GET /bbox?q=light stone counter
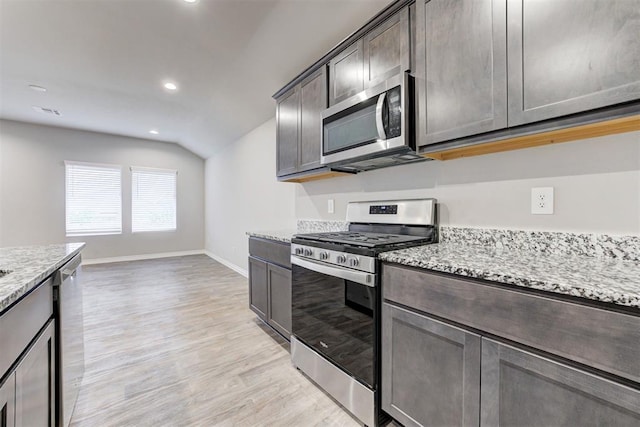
[246,220,349,244]
[0,243,85,312]
[246,230,295,244]
[380,242,640,309]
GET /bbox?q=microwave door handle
[375,92,387,140]
[291,256,375,287]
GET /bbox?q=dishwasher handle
[61,269,76,281]
[55,253,82,285]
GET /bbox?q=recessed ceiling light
[163,82,178,91]
[183,0,198,3]
[29,84,47,92]
[149,129,159,135]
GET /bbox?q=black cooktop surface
[294,231,431,249]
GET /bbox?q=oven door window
[291,263,375,388]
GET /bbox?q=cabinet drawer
[0,277,53,379]
[248,237,291,268]
[482,338,640,426]
[383,263,640,383]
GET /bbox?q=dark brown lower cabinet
[382,263,640,426]
[382,301,640,427]
[481,338,640,427]
[248,256,268,319]
[0,372,16,427]
[267,264,291,338]
[381,303,481,427]
[248,237,292,340]
[15,320,56,427]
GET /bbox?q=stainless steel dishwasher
[53,253,85,427]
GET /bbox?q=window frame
[130,166,178,234]
[64,160,123,237]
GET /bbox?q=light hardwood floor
[70,255,362,427]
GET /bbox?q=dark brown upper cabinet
[415,0,507,146]
[507,0,640,126]
[417,0,640,151]
[275,0,640,177]
[276,67,327,177]
[363,7,410,91]
[275,86,299,177]
[328,41,364,107]
[298,68,327,171]
[274,2,413,181]
[329,7,410,107]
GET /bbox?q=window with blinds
[131,167,177,232]
[65,161,122,236]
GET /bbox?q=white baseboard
[204,251,248,278]
[83,250,205,265]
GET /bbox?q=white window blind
[65,161,122,236]
[131,167,177,233]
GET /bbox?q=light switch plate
[531,187,554,215]
[328,199,335,214]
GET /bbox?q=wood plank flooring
[70,255,361,427]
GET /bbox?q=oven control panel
[291,244,376,274]
[369,204,398,215]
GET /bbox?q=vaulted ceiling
[0,0,392,158]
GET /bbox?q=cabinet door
[328,40,364,106]
[0,372,16,427]
[507,0,640,126]
[15,320,55,427]
[381,303,481,427]
[299,67,326,172]
[416,0,507,146]
[276,87,299,177]
[363,8,410,89]
[481,338,640,426]
[267,263,291,338]
[248,256,268,320]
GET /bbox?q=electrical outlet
[531,187,554,215]
[328,199,335,214]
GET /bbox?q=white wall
[204,119,638,273]
[296,131,640,235]
[205,118,296,273]
[0,119,205,259]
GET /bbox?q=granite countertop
[379,242,640,309]
[0,243,86,313]
[246,230,295,243]
[246,220,349,243]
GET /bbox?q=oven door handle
[291,256,375,287]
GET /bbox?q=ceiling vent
[32,106,62,116]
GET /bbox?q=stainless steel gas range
[290,199,437,426]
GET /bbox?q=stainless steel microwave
[320,72,425,172]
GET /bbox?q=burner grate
[295,231,432,248]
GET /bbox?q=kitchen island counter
[0,242,85,312]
